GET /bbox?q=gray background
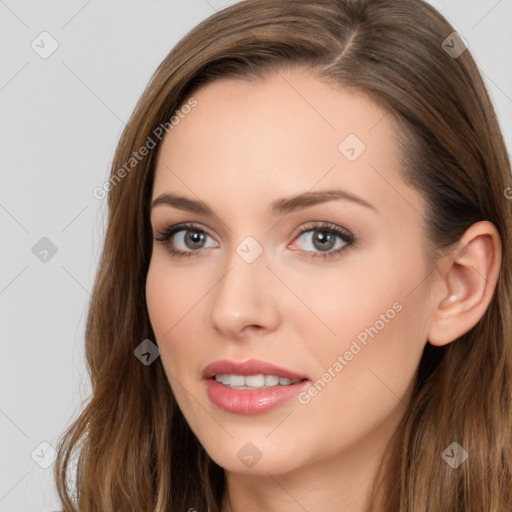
[1,1,511,510]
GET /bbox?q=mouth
[202,359,310,415]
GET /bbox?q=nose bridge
[209,233,279,335]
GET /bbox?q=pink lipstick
[202,359,310,415]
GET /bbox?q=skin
[145,67,501,512]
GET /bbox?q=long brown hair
[54,0,512,510]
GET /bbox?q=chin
[202,438,302,476]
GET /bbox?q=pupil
[313,231,334,251]
[186,230,204,249]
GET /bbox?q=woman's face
[146,67,434,476]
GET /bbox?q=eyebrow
[150,188,377,217]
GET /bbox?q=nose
[209,242,281,340]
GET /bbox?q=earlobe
[427,221,501,347]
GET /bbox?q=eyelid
[291,221,354,242]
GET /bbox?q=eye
[153,222,218,259]
[153,221,357,260]
[289,221,356,260]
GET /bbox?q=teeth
[245,374,265,387]
[214,374,301,389]
[265,375,279,386]
[230,375,245,387]
[216,374,230,385]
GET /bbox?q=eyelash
[153,221,357,260]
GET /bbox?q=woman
[54,0,512,510]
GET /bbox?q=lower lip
[205,378,310,415]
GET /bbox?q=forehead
[152,68,422,223]
[157,68,394,161]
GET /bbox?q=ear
[427,221,502,347]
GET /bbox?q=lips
[201,358,309,381]
[202,359,311,414]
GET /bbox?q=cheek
[145,258,190,370]
[146,255,201,334]
[284,253,411,360]
[145,259,172,337]
[145,256,212,389]
[302,283,422,395]
[300,240,429,399]
[286,273,428,463]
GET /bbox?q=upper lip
[202,359,310,381]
